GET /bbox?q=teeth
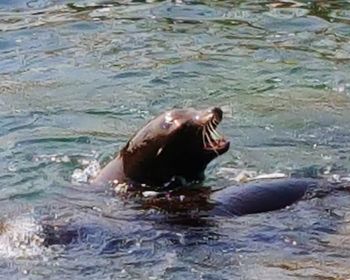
[206,134,219,155]
[206,133,215,148]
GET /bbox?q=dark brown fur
[93,107,229,187]
[92,107,318,216]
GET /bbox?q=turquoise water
[1,0,350,278]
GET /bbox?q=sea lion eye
[162,121,172,130]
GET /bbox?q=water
[1,0,350,278]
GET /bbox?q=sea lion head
[120,107,230,187]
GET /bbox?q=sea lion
[93,107,323,215]
[0,107,341,254]
[93,107,230,187]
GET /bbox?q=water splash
[71,159,101,184]
[0,214,45,259]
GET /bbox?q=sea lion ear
[123,137,148,154]
[122,137,139,154]
[120,141,130,154]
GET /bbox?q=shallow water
[1,0,350,279]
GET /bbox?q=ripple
[259,14,330,33]
[330,9,350,24]
[0,5,77,32]
[151,2,226,21]
[1,0,350,278]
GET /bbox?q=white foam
[72,160,101,184]
[0,214,45,259]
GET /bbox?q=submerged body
[210,178,319,216]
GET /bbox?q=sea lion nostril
[211,107,223,122]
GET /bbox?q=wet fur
[92,107,321,217]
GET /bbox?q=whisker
[209,122,221,139]
[208,122,215,134]
[202,125,206,147]
[204,131,212,148]
[205,130,219,155]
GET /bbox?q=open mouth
[202,108,229,154]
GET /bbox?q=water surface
[1,0,350,279]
